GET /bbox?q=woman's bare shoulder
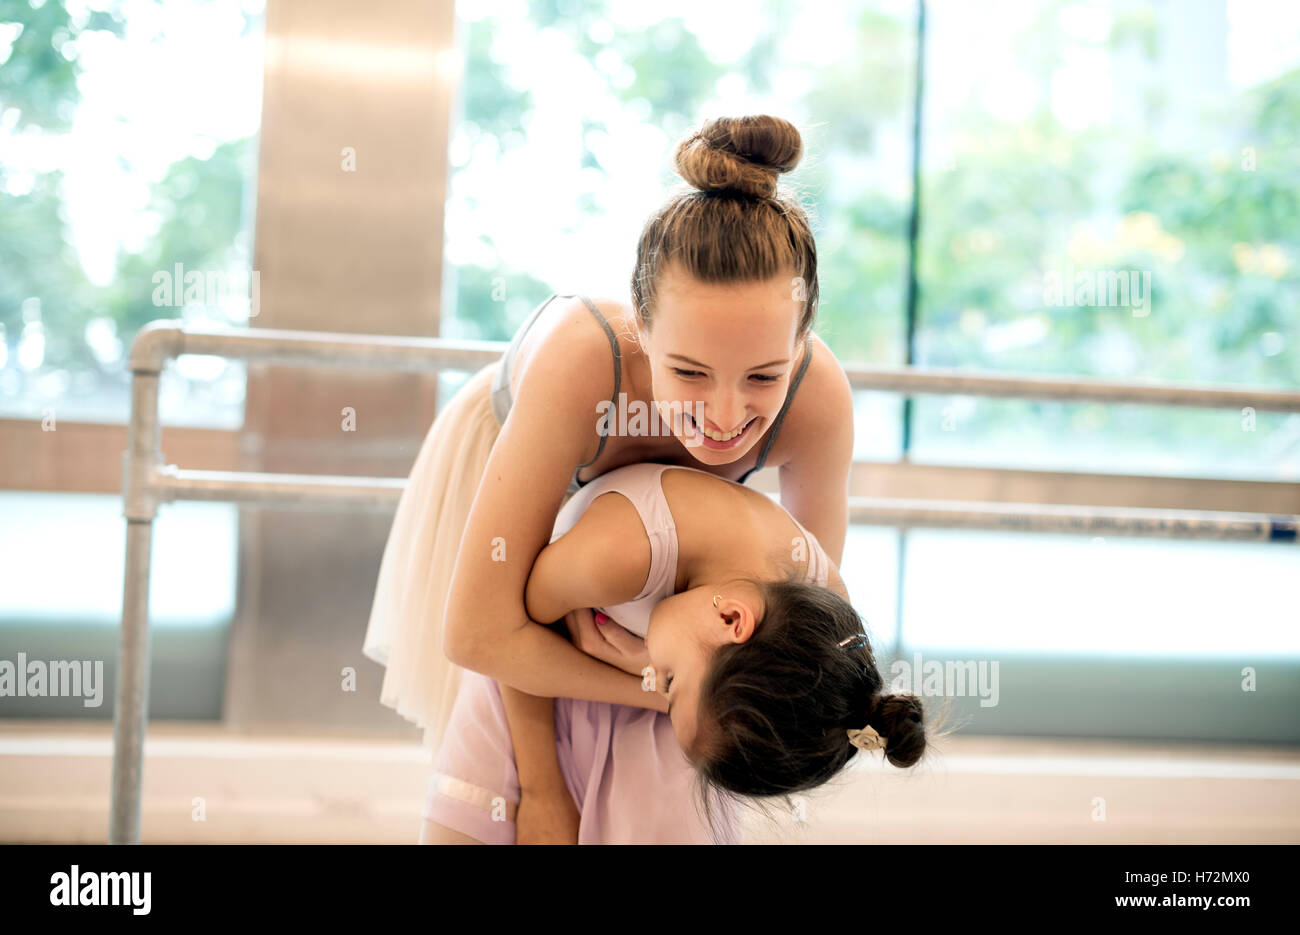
[795,331,853,417]
[768,330,854,463]
[509,297,622,406]
[510,294,634,399]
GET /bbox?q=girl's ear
[715,597,758,644]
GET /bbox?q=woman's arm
[441,300,666,713]
[826,563,850,602]
[774,334,855,566]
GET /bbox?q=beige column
[227,0,458,741]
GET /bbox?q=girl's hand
[563,608,652,677]
[515,785,580,845]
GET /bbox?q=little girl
[421,461,931,844]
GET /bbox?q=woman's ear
[632,314,650,355]
[794,331,810,366]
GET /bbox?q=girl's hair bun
[869,692,927,769]
[673,114,803,199]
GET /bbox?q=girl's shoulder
[658,463,774,540]
[660,462,838,590]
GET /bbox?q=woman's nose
[706,398,746,434]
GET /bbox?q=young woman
[419,461,931,844]
[362,114,856,840]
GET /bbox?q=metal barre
[129,320,1300,411]
[848,498,1297,542]
[143,465,1300,543]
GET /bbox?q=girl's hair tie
[846,725,887,752]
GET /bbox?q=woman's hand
[563,608,652,677]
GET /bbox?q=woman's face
[638,263,805,468]
[645,583,762,755]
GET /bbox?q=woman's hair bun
[673,114,803,199]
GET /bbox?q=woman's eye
[672,368,780,383]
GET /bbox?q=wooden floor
[2,721,1297,844]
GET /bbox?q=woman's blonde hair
[631,114,819,337]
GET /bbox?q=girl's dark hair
[691,577,932,801]
[631,114,819,338]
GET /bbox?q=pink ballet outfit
[424,461,833,844]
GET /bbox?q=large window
[1,0,265,721]
[903,0,1298,743]
[911,0,1300,482]
[0,0,264,429]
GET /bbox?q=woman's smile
[683,410,759,450]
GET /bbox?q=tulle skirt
[362,360,504,753]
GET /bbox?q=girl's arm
[501,686,566,791]
[441,299,666,713]
[523,491,652,626]
[499,685,578,843]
